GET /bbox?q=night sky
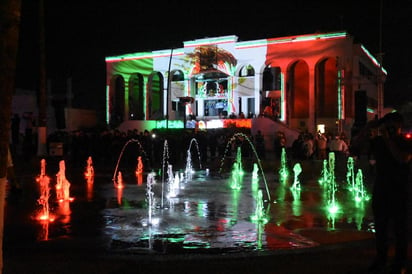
[15,1,412,112]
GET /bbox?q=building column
[308,66,316,134]
[254,73,261,116]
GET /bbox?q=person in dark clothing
[366,112,412,274]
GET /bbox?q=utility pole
[165,48,173,129]
[37,0,47,156]
[377,0,384,118]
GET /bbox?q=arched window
[129,73,144,120]
[288,60,309,119]
[316,58,338,118]
[239,64,255,77]
[109,75,125,128]
[147,72,164,120]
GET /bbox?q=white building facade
[105,31,386,137]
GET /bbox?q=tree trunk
[0,0,22,273]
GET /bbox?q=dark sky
[15,1,412,111]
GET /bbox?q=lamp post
[377,0,384,118]
[165,48,173,129]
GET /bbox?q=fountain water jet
[218,132,271,201]
[278,147,289,182]
[19,135,375,255]
[354,169,370,203]
[324,152,340,217]
[346,156,355,191]
[56,160,72,202]
[84,156,94,178]
[291,162,302,190]
[146,172,156,226]
[136,156,144,176]
[35,159,53,221]
[185,138,202,177]
[112,138,149,183]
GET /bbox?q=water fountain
[135,156,144,176]
[146,172,156,226]
[185,138,202,178]
[353,169,370,203]
[35,159,52,221]
[84,156,94,178]
[278,147,289,182]
[318,159,329,185]
[112,138,149,183]
[84,156,95,201]
[218,132,271,201]
[55,160,72,202]
[291,162,302,190]
[325,152,339,214]
[346,156,355,191]
[11,132,375,257]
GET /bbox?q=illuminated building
[105,31,385,136]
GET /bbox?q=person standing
[366,112,412,274]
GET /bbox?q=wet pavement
[3,151,412,274]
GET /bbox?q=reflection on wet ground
[4,156,375,256]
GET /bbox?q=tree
[0,0,21,272]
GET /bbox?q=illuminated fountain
[322,152,341,229]
[230,147,244,190]
[135,156,144,176]
[326,152,339,212]
[252,163,259,180]
[112,138,149,183]
[218,132,271,201]
[166,164,180,199]
[291,162,302,190]
[278,147,289,183]
[185,138,202,179]
[160,140,170,208]
[35,159,53,221]
[346,156,355,191]
[353,169,370,203]
[146,172,156,226]
[34,159,54,241]
[55,160,72,202]
[185,150,193,180]
[250,189,269,224]
[84,156,94,178]
[14,133,374,255]
[318,159,329,185]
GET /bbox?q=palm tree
[0,0,21,272]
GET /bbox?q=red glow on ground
[86,177,94,201]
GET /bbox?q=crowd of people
[11,121,355,173]
[284,130,350,162]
